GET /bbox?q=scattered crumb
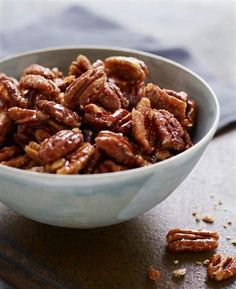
[173,268,186,278]
[192,211,197,217]
[228,221,232,225]
[210,194,214,198]
[226,236,231,240]
[223,225,227,229]
[173,260,179,265]
[203,259,209,266]
[218,200,223,205]
[195,261,202,266]
[202,215,214,224]
[231,240,236,246]
[147,265,160,281]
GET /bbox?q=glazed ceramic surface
[0,47,220,228]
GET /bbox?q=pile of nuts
[0,54,197,174]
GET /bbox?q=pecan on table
[104,56,148,82]
[63,67,106,109]
[166,229,219,252]
[207,253,236,281]
[36,100,81,127]
[132,97,153,154]
[95,130,141,167]
[38,129,83,164]
[152,109,187,151]
[8,107,49,126]
[57,142,95,174]
[68,54,92,78]
[19,74,60,98]
[0,146,22,162]
[0,112,12,145]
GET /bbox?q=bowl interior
[0,47,218,145]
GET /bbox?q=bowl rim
[0,45,220,179]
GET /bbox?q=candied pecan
[64,67,106,109]
[36,100,81,127]
[145,83,187,122]
[104,56,148,82]
[94,159,128,173]
[1,154,31,168]
[111,109,132,135]
[150,148,172,163]
[0,146,22,162]
[98,82,122,111]
[132,98,153,154]
[152,109,185,151]
[68,54,92,78]
[22,64,54,79]
[55,75,75,92]
[207,253,236,281]
[83,104,114,130]
[0,112,12,145]
[92,59,105,69]
[45,158,66,173]
[183,99,197,130]
[24,141,44,165]
[147,265,160,281]
[166,229,219,252]
[28,166,45,173]
[57,143,95,174]
[8,107,49,126]
[0,82,11,112]
[124,81,145,110]
[95,131,139,166]
[35,128,52,143]
[38,129,83,163]
[0,79,28,108]
[20,75,60,98]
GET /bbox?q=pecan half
[68,54,92,78]
[152,109,185,151]
[36,100,81,127]
[132,98,153,154]
[112,109,132,136]
[1,154,31,168]
[94,159,128,173]
[145,83,187,122]
[207,253,236,281]
[24,141,44,165]
[8,107,49,126]
[64,67,106,109]
[20,75,60,98]
[83,104,114,130]
[95,131,139,167]
[0,112,12,145]
[22,64,54,79]
[0,146,22,162]
[166,229,219,252]
[0,79,28,108]
[104,56,148,82]
[57,142,95,174]
[38,129,83,163]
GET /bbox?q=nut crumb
[228,221,232,225]
[210,194,214,198]
[147,265,160,281]
[223,225,227,229]
[226,236,231,240]
[173,260,179,265]
[203,259,210,266]
[195,261,202,266]
[231,240,236,246]
[192,211,197,216]
[173,268,186,278]
[218,200,223,205]
[195,215,201,222]
[202,215,214,224]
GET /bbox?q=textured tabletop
[0,1,235,289]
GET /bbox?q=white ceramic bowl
[0,47,220,228]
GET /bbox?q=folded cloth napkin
[0,5,235,132]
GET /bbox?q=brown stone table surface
[0,128,235,289]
